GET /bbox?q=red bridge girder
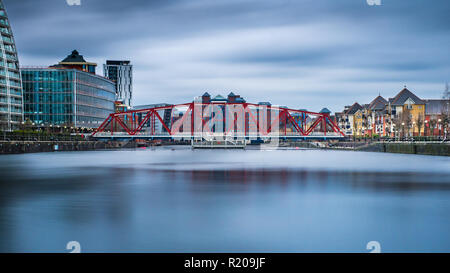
[93,102,345,138]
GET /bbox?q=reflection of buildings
[104,60,133,109]
[21,50,116,128]
[0,0,23,131]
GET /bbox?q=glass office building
[21,68,116,128]
[0,0,23,131]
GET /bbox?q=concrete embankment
[0,141,131,154]
[355,142,450,156]
[279,140,450,156]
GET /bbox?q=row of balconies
[0,87,22,96]
[0,18,9,28]
[0,79,21,89]
[1,34,13,44]
[0,50,17,61]
[0,96,22,105]
[0,107,22,114]
[0,69,20,79]
[0,59,18,70]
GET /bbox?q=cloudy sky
[4,0,450,112]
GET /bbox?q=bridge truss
[92,102,345,139]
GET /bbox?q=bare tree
[392,114,402,139]
[416,114,424,137]
[400,108,412,138]
[443,83,450,140]
[429,119,438,137]
[442,109,449,140]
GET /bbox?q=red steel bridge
[92,102,345,140]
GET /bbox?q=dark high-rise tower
[104,60,133,108]
[0,0,23,131]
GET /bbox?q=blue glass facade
[21,68,116,128]
[0,0,23,131]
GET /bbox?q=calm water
[0,147,449,253]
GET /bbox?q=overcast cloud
[4,0,450,112]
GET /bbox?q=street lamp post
[401,122,405,140]
[21,121,25,142]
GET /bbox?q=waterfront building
[114,101,129,113]
[227,92,246,103]
[424,99,447,137]
[21,51,116,128]
[319,108,333,133]
[104,60,133,108]
[387,87,426,137]
[0,0,23,131]
[197,92,211,103]
[211,94,228,103]
[353,105,369,137]
[258,102,272,132]
[196,92,246,104]
[335,87,446,138]
[367,95,388,137]
[338,102,362,136]
[195,92,247,133]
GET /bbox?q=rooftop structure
[389,87,425,106]
[55,50,97,74]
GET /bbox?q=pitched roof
[345,102,363,115]
[61,50,87,63]
[319,108,331,114]
[211,94,227,101]
[202,92,211,97]
[369,95,388,111]
[228,92,236,97]
[391,88,424,106]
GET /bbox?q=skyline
[5,0,450,112]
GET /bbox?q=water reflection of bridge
[93,102,345,140]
